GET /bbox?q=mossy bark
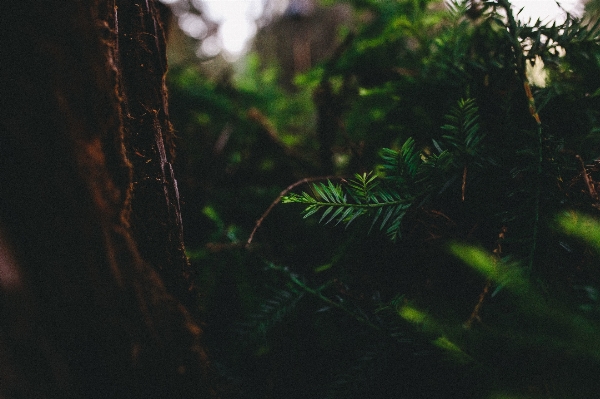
[0,1,213,397]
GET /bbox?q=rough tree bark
[0,1,213,398]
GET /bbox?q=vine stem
[246,176,341,248]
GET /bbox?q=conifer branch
[264,261,385,332]
[283,172,414,240]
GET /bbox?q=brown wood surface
[0,1,214,397]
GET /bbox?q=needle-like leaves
[283,171,413,240]
[283,97,485,241]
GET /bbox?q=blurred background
[158,0,600,397]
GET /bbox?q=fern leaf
[312,183,327,201]
[345,208,366,227]
[441,98,484,161]
[381,207,395,230]
[303,204,321,219]
[319,206,334,223]
[347,172,380,202]
[284,158,417,239]
[325,206,346,225]
[239,287,305,344]
[401,137,422,177]
[336,207,355,226]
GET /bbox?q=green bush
[168,0,600,397]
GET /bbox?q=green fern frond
[285,98,488,241]
[379,137,423,179]
[282,173,413,239]
[347,172,380,202]
[285,96,489,241]
[240,287,305,343]
[313,180,346,204]
[284,128,464,240]
[441,98,484,160]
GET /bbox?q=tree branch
[246,175,341,248]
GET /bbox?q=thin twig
[205,242,245,253]
[464,226,506,328]
[428,209,456,225]
[464,280,491,329]
[461,165,467,202]
[246,175,341,248]
[576,155,599,201]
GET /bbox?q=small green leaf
[319,206,334,223]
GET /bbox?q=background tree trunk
[0,1,213,397]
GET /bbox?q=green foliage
[449,224,600,371]
[283,97,482,241]
[284,0,600,265]
[557,211,600,251]
[240,285,306,345]
[440,98,485,163]
[277,0,600,396]
[282,173,411,240]
[166,0,600,397]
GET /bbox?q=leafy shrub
[168,0,600,397]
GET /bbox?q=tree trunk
[0,1,213,398]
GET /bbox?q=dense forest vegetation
[165,0,600,397]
